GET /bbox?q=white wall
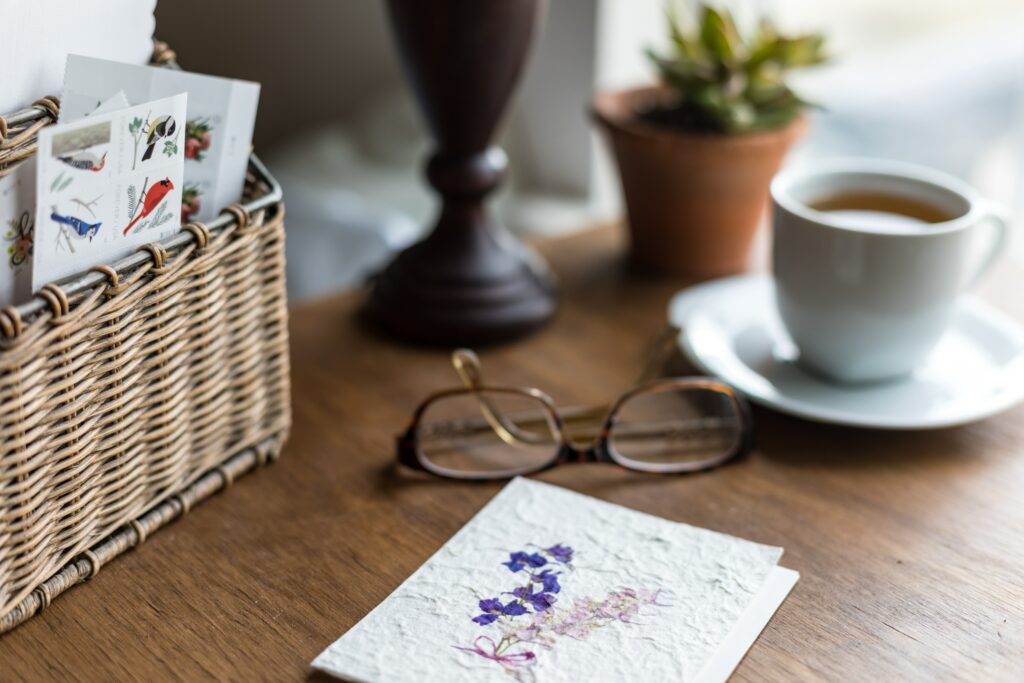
[157,0,1024,297]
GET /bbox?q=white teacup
[771,159,1009,384]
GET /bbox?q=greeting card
[33,93,187,289]
[313,478,798,682]
[61,55,260,224]
[0,161,37,307]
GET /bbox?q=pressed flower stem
[494,636,516,656]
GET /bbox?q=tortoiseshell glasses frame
[396,327,754,480]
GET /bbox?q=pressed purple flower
[503,551,547,572]
[473,597,503,625]
[523,552,547,568]
[473,612,500,626]
[502,552,528,572]
[502,601,528,617]
[474,597,528,625]
[545,544,573,563]
[479,598,503,613]
[528,593,557,612]
[511,585,557,612]
[530,569,561,594]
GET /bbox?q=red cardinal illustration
[122,177,174,235]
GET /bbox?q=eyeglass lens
[610,386,743,470]
[416,384,743,477]
[417,390,560,477]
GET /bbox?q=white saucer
[668,274,1024,429]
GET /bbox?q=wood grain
[1,226,1022,681]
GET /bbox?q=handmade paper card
[61,55,260,224]
[33,93,187,289]
[313,479,798,682]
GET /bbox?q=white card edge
[309,480,536,674]
[509,478,785,558]
[692,566,799,683]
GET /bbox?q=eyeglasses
[396,327,753,480]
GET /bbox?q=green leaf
[666,4,700,63]
[747,20,781,70]
[649,51,714,89]
[723,102,757,132]
[129,117,142,134]
[649,2,827,133]
[777,35,827,67]
[699,5,740,62]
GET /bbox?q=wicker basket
[0,45,291,633]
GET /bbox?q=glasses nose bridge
[556,436,603,465]
[549,403,613,464]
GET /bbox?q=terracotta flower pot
[592,85,806,277]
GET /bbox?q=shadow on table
[751,404,999,470]
[370,454,716,500]
[370,461,507,497]
[656,347,1002,472]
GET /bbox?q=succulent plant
[645,3,827,134]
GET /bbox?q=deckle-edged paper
[313,478,797,682]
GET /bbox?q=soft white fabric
[0,0,155,115]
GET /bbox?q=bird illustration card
[33,92,186,289]
[61,55,260,224]
[313,478,798,683]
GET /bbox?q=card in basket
[62,55,260,225]
[33,92,187,290]
[0,159,37,307]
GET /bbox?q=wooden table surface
[2,226,1023,681]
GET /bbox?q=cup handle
[963,202,1010,291]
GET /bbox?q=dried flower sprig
[455,543,666,675]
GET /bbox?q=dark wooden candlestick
[364,0,558,346]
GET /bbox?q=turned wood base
[367,0,557,346]
[364,228,558,346]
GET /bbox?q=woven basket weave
[0,44,291,632]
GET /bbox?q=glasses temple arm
[451,349,550,446]
[633,325,682,385]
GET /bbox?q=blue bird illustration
[51,208,101,241]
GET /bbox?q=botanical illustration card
[0,160,37,307]
[33,93,187,289]
[62,55,260,224]
[313,479,797,682]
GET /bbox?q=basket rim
[0,47,283,334]
[1,154,281,330]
